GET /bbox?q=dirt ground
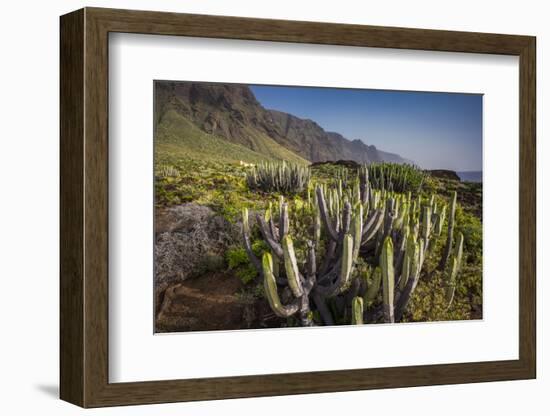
[155,271,283,333]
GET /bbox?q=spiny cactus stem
[341,201,352,236]
[351,297,364,325]
[352,205,363,262]
[241,208,262,274]
[282,235,305,298]
[339,234,354,293]
[312,291,335,326]
[299,295,314,326]
[362,209,384,244]
[318,239,337,277]
[364,266,382,303]
[313,205,321,247]
[445,232,464,307]
[262,253,300,318]
[381,237,395,323]
[256,214,284,259]
[395,226,410,287]
[316,186,339,242]
[306,240,317,286]
[394,239,423,321]
[439,191,457,271]
[269,215,280,242]
[280,202,289,239]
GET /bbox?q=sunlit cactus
[380,237,395,323]
[246,161,310,193]
[352,297,364,325]
[241,164,467,327]
[444,232,464,306]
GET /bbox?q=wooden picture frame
[60,7,536,408]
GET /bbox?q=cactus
[444,232,464,306]
[241,164,466,326]
[246,161,310,193]
[364,267,382,303]
[262,252,300,317]
[439,191,457,271]
[366,162,427,194]
[351,297,364,325]
[380,237,395,323]
[282,235,304,298]
[339,234,354,292]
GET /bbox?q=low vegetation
[155,153,483,327]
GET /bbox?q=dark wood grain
[518,38,537,376]
[59,8,84,406]
[60,7,537,408]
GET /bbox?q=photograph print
[154,81,482,333]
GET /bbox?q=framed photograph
[60,7,536,408]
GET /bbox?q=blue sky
[250,85,482,171]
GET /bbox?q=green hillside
[155,109,308,165]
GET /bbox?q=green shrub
[226,247,249,270]
[226,246,262,285]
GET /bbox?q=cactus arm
[305,240,317,290]
[352,205,363,262]
[316,234,354,296]
[312,291,335,326]
[359,165,369,205]
[362,209,384,244]
[454,232,464,271]
[282,235,305,297]
[269,215,280,242]
[241,208,262,274]
[394,238,425,321]
[399,232,416,291]
[298,295,314,326]
[383,198,397,237]
[313,205,321,247]
[279,202,289,239]
[339,234,354,292]
[395,226,410,288]
[361,209,377,237]
[439,191,457,271]
[256,214,284,259]
[381,237,395,323]
[341,201,352,236]
[393,202,409,230]
[316,186,339,241]
[364,267,382,303]
[351,297,364,325]
[421,204,432,243]
[262,253,300,318]
[318,239,337,277]
[445,232,464,306]
[433,204,447,237]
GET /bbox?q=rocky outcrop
[154,203,238,285]
[427,169,461,181]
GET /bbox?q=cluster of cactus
[242,166,464,326]
[246,161,310,194]
[156,164,180,178]
[365,162,427,194]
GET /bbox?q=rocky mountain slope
[154,81,411,165]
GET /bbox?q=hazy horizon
[250,85,482,172]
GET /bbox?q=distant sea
[457,171,482,183]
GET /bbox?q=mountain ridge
[154,81,412,165]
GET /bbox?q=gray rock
[154,203,239,285]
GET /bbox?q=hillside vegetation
[154,148,483,331]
